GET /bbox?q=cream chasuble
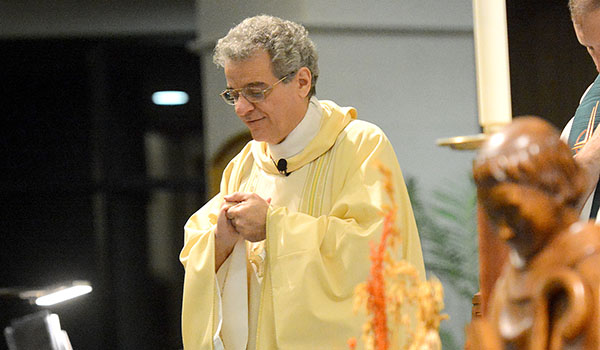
[216,98,323,350]
[180,98,425,350]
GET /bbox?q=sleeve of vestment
[179,193,221,349]
[179,148,250,350]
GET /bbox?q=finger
[224,192,251,202]
[224,207,235,220]
[221,210,237,229]
[226,200,249,216]
[221,198,239,209]
[216,208,238,236]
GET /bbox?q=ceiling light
[152,91,189,106]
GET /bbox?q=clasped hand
[222,192,271,242]
[214,192,271,270]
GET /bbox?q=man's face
[223,50,307,144]
[574,8,600,73]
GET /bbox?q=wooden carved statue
[466,116,600,350]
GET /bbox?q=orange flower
[348,337,358,350]
[349,163,447,350]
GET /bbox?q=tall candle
[473,0,512,133]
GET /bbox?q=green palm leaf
[406,175,479,350]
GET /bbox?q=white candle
[473,0,512,133]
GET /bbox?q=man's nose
[235,94,255,117]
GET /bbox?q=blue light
[152,91,189,105]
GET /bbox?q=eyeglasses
[220,75,288,106]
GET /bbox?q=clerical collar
[268,96,322,160]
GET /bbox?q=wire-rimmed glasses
[219,75,288,106]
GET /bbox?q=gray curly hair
[569,0,600,23]
[213,15,319,97]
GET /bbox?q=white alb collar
[268,96,322,160]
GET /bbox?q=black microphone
[276,158,290,177]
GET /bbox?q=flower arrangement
[349,163,447,350]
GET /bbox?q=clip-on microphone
[276,158,290,177]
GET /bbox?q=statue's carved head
[473,116,587,261]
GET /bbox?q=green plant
[406,175,479,350]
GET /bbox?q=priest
[179,15,425,350]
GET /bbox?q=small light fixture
[152,91,189,106]
[34,282,93,306]
[1,280,93,306]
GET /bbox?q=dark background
[507,0,598,126]
[1,36,204,350]
[0,0,597,349]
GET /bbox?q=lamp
[0,280,92,306]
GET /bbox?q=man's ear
[295,67,312,99]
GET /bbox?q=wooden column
[474,204,509,316]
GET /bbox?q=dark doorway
[1,36,204,350]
